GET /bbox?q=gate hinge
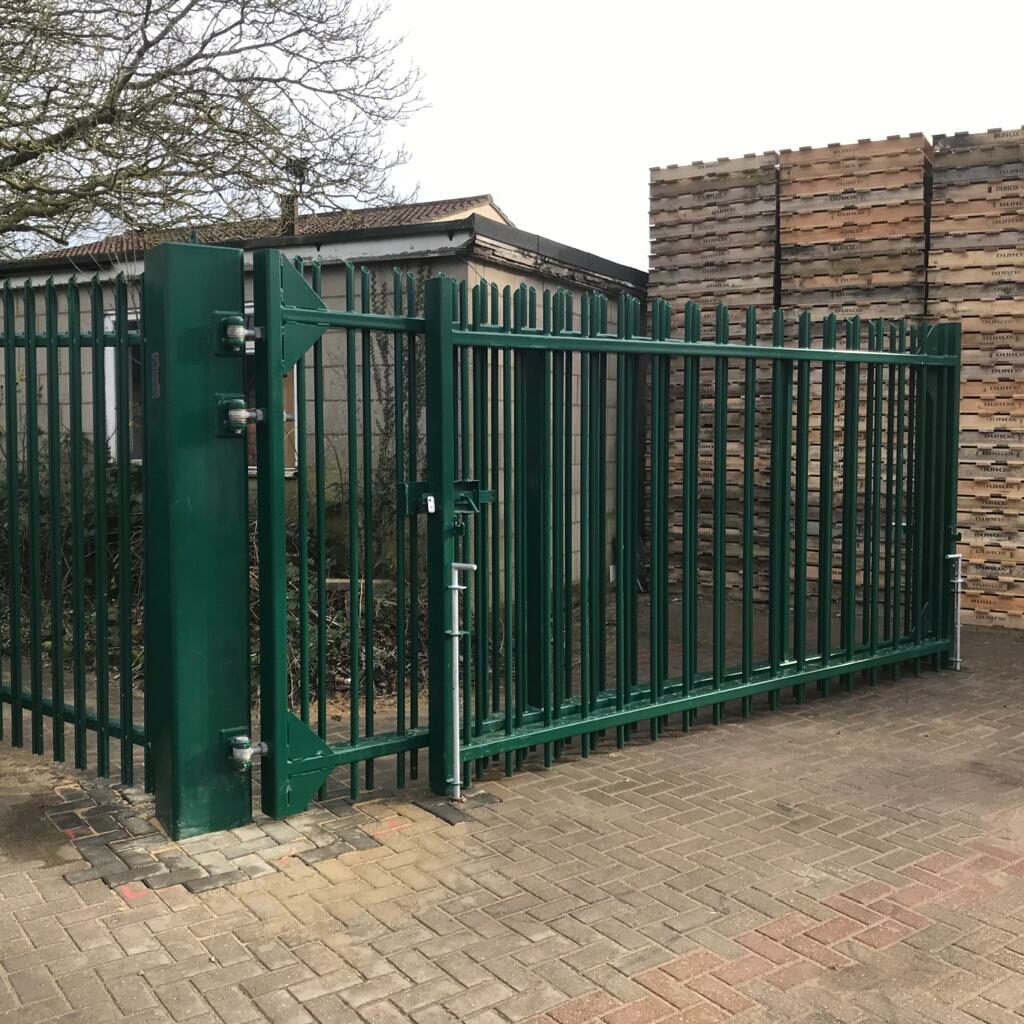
[220,315,262,354]
[217,395,265,436]
[398,480,496,516]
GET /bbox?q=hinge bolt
[222,315,259,353]
[226,406,265,432]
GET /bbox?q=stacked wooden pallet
[930,127,1024,630]
[650,154,779,588]
[650,152,778,319]
[779,136,932,322]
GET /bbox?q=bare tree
[0,0,421,259]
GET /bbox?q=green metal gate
[247,248,961,818]
[0,243,962,838]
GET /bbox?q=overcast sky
[382,0,1024,271]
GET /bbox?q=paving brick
[602,996,675,1024]
[6,630,1024,1024]
[549,992,623,1024]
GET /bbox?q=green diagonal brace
[283,711,336,815]
[279,256,328,371]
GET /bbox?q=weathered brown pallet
[781,185,927,216]
[780,153,930,186]
[650,195,778,220]
[650,257,776,283]
[654,245,779,268]
[928,248,1024,271]
[957,328,1024,347]
[931,265,1024,287]
[961,361,1024,383]
[651,211,777,237]
[781,170,926,199]
[780,203,926,232]
[780,237,924,261]
[932,282,1024,301]
[779,134,931,169]
[931,198,1024,223]
[651,225,777,249]
[781,222,926,246]
[649,179,778,204]
[651,247,776,269]
[651,152,778,184]
[932,180,1024,205]
[935,127,1024,151]
[651,270,770,294]
[932,142,1024,171]
[931,237,1024,262]
[932,163,1024,187]
[962,379,1024,399]
[954,315,1024,333]
[962,605,1024,626]
[784,252,926,276]
[961,349,1024,372]
[929,298,1024,317]
[785,269,922,290]
[961,411,1024,432]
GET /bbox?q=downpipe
[947,553,964,671]
[448,561,477,800]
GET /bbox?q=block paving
[2,625,1024,1023]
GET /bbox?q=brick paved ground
[3,625,1024,1024]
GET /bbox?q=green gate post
[939,322,962,661]
[144,243,253,838]
[424,277,459,795]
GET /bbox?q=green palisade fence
[0,245,962,835]
[0,275,146,784]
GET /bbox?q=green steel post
[252,248,290,816]
[425,276,459,795]
[143,243,252,838]
[941,324,962,657]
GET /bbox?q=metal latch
[397,480,496,516]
